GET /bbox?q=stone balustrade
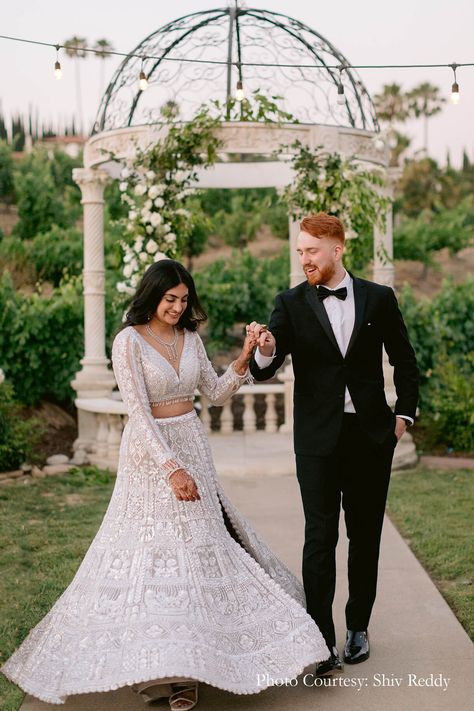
[75,382,285,471]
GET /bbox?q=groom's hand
[246,322,276,356]
[395,416,407,441]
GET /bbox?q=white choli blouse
[111,326,248,480]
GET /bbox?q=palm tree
[63,36,88,134]
[406,82,445,155]
[388,131,411,168]
[93,38,115,98]
[373,83,409,124]
[373,84,410,166]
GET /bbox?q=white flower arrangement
[115,163,194,294]
[112,108,222,296]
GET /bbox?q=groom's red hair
[300,213,345,245]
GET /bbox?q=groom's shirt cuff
[254,347,276,369]
[396,415,414,426]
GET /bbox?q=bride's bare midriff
[151,401,194,418]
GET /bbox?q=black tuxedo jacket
[250,274,419,456]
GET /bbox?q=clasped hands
[244,321,276,358]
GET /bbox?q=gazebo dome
[93,6,379,135]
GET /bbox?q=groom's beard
[305,262,336,286]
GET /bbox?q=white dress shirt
[254,270,414,424]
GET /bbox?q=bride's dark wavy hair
[122,259,207,332]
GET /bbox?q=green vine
[281,140,390,271]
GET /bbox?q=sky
[1,0,473,166]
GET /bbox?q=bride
[2,259,328,709]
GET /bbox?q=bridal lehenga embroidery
[2,327,328,704]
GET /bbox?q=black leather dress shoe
[315,647,344,677]
[344,630,370,664]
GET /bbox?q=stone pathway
[20,464,473,711]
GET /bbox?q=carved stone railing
[75,382,285,471]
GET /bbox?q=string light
[0,33,472,109]
[138,58,148,91]
[235,80,245,101]
[450,63,460,104]
[1,34,472,72]
[54,45,62,80]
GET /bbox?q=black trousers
[296,413,396,648]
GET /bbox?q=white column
[372,167,400,287]
[280,216,302,434]
[71,167,115,398]
[289,216,304,287]
[373,167,418,469]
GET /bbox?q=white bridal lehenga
[2,327,329,704]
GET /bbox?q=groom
[249,213,419,676]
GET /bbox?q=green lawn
[0,467,114,711]
[0,466,472,709]
[387,467,474,640]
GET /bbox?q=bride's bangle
[233,359,250,376]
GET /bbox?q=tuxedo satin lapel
[304,283,342,355]
[346,276,367,356]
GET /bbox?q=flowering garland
[116,167,189,295]
[281,141,390,270]
[113,98,390,292]
[113,107,221,295]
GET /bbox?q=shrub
[12,150,70,239]
[394,198,474,270]
[0,375,43,471]
[399,277,474,451]
[194,248,289,349]
[0,269,124,406]
[0,273,84,405]
[27,226,83,286]
[424,354,474,452]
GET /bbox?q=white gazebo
[71,6,416,469]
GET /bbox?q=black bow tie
[317,285,348,302]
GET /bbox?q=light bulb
[235,80,244,102]
[139,71,148,92]
[54,60,62,80]
[337,83,345,106]
[451,81,460,105]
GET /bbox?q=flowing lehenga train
[1,327,329,704]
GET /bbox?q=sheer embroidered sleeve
[112,328,183,480]
[195,333,249,407]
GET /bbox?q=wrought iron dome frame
[92,6,379,135]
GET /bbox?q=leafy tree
[11,114,26,151]
[395,158,443,216]
[181,197,211,271]
[194,248,289,349]
[27,226,83,286]
[213,193,262,248]
[13,150,69,239]
[0,141,15,205]
[0,109,7,141]
[395,157,470,217]
[394,197,474,276]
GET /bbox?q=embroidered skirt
[2,410,328,704]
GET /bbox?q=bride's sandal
[169,681,199,711]
[132,679,174,705]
